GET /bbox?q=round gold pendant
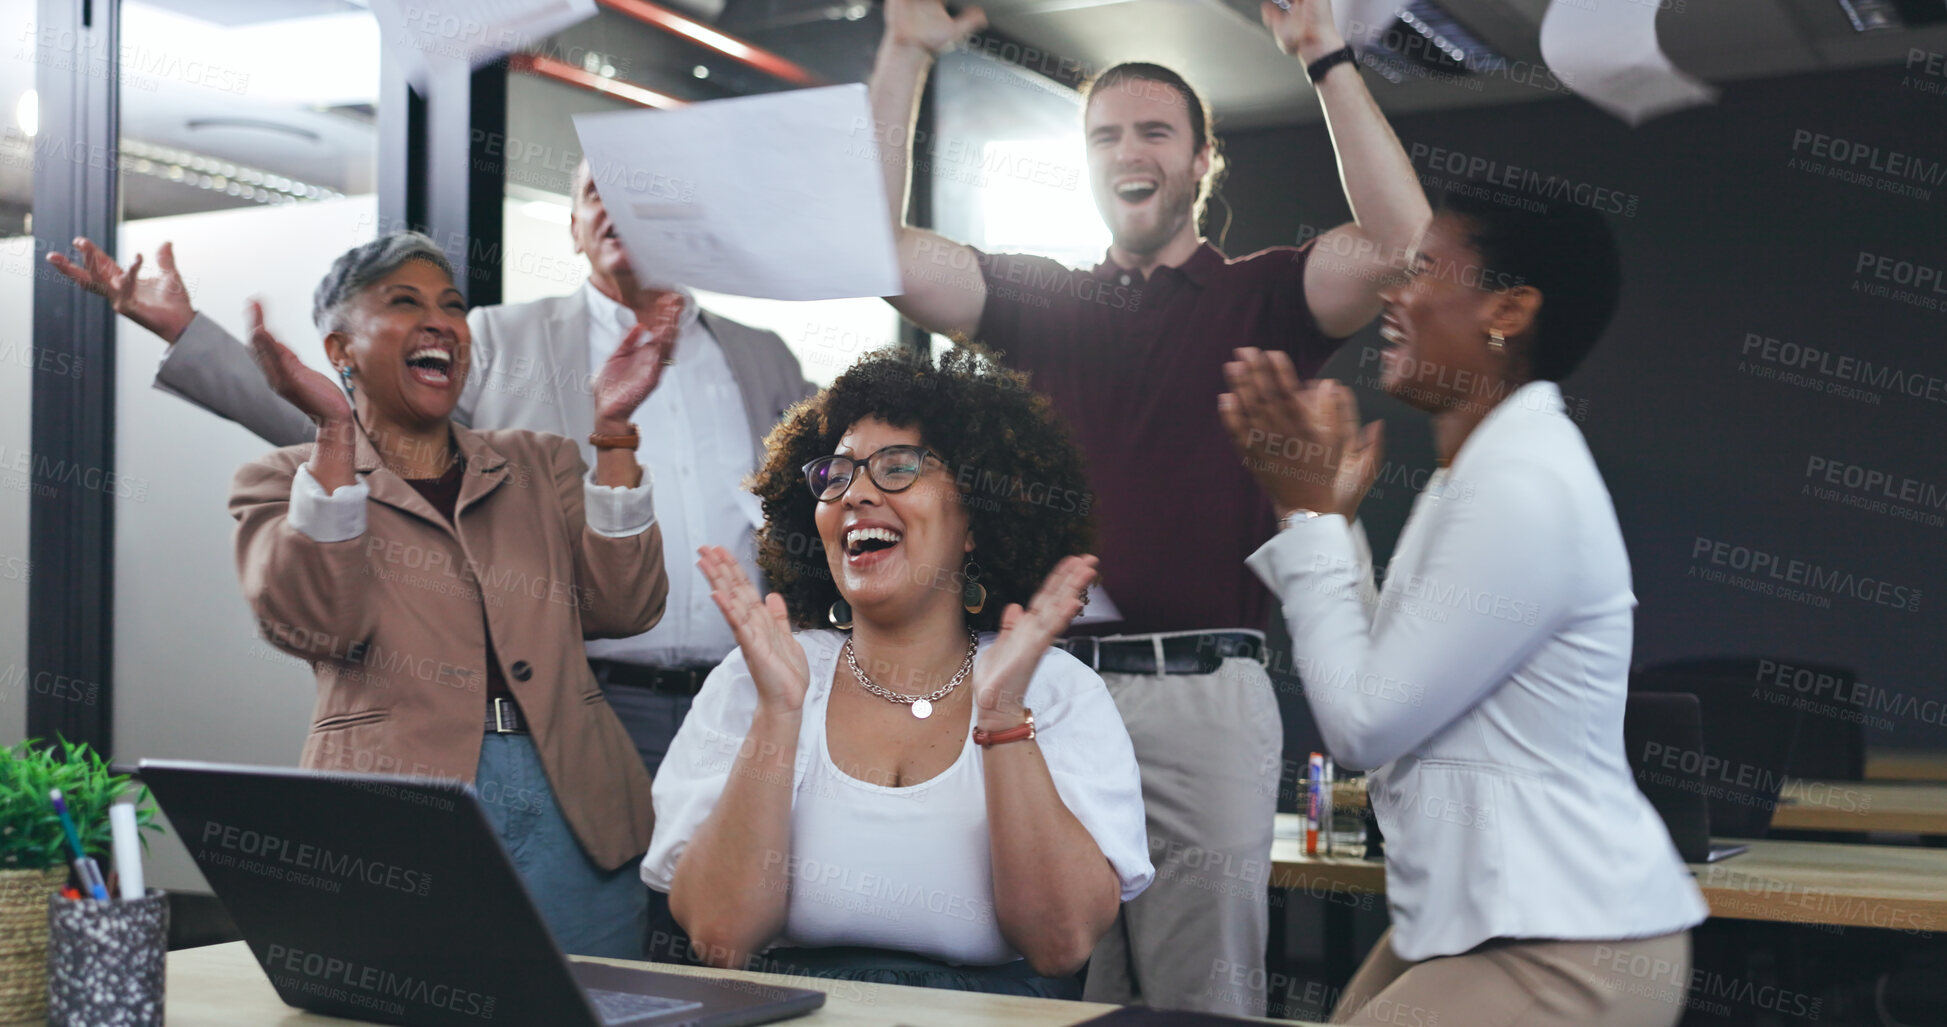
[911,699,933,719]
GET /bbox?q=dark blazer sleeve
[156,314,319,447]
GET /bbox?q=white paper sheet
[368,0,598,91]
[1538,0,1717,126]
[573,84,904,302]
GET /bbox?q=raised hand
[885,0,987,56]
[1261,0,1345,63]
[591,291,682,431]
[245,300,350,428]
[46,238,197,344]
[972,554,1098,722]
[699,546,809,714]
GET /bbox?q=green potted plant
[0,739,161,1024]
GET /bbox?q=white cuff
[584,469,657,538]
[289,462,369,543]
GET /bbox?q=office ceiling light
[15,90,35,138]
[1836,0,1903,30]
[120,139,346,204]
[1362,0,1505,85]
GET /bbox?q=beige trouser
[1331,927,1693,1027]
[1083,656,1283,1017]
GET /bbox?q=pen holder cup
[45,889,169,1027]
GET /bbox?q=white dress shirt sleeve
[1247,461,1578,771]
[286,462,369,543]
[583,469,658,539]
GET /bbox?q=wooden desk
[1303,776,1947,835]
[164,941,1314,1026]
[1866,748,1947,783]
[1772,779,1947,835]
[1271,813,1947,931]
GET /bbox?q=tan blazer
[229,424,668,870]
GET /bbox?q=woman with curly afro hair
[640,347,1153,996]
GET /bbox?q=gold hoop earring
[1487,329,1506,353]
[961,561,987,616]
[828,598,852,630]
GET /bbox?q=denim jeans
[475,733,648,959]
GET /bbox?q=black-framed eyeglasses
[802,445,946,503]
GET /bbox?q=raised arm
[230,305,372,660]
[48,238,322,447]
[1262,1,1432,338]
[1222,353,1572,771]
[974,555,1126,976]
[869,0,989,339]
[666,548,811,968]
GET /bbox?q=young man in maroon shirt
[868,0,1428,1014]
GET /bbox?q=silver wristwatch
[1279,509,1325,531]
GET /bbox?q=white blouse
[641,630,1153,966]
[1247,382,1708,962]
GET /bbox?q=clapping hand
[592,292,683,431]
[699,546,809,714]
[46,238,197,344]
[971,555,1098,723]
[1219,347,1383,522]
[245,300,351,429]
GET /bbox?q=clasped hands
[1219,347,1384,524]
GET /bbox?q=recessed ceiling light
[693,65,710,79]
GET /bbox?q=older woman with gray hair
[228,231,681,957]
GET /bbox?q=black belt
[588,658,716,697]
[1057,632,1264,676]
[486,697,528,734]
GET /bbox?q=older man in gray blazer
[50,158,813,782]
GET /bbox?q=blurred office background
[2,0,1943,1020]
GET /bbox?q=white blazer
[1247,381,1707,962]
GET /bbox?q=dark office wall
[1222,62,1947,753]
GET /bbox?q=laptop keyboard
[584,987,704,1024]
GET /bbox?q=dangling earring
[828,597,852,630]
[338,365,356,395]
[961,561,987,616]
[1486,329,1506,353]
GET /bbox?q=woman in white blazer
[1219,190,1707,1027]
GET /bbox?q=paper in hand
[1539,0,1716,125]
[574,84,903,302]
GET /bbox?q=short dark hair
[1436,188,1622,382]
[749,347,1094,632]
[312,231,455,333]
[1082,62,1227,222]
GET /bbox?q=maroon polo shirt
[973,240,1345,635]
